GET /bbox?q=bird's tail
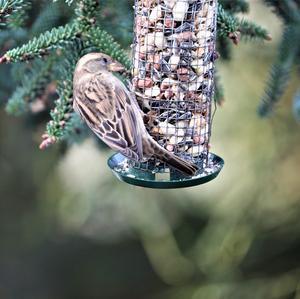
[147,138,199,176]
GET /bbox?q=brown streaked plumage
[73,53,198,176]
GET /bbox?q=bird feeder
[108,0,224,188]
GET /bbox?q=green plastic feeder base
[107,153,224,189]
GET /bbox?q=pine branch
[0,0,31,29]
[219,0,249,14]
[258,63,291,117]
[0,0,101,63]
[30,1,71,37]
[40,42,83,149]
[95,0,133,47]
[1,22,81,62]
[8,1,30,28]
[75,0,99,30]
[239,19,272,41]
[263,0,300,23]
[217,4,271,44]
[53,0,75,6]
[258,25,300,116]
[6,58,55,115]
[217,4,240,44]
[85,26,131,70]
[10,61,31,83]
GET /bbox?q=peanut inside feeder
[132,0,217,173]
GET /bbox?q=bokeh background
[1,1,300,298]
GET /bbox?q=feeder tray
[108,152,224,189]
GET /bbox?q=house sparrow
[73,53,198,176]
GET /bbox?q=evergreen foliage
[259,0,300,117]
[6,57,55,115]
[0,0,289,150]
[0,0,31,29]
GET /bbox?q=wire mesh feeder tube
[108,0,224,188]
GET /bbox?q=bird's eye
[102,57,108,63]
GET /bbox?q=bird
[73,52,199,176]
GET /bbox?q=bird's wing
[73,72,144,161]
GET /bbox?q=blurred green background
[1,1,300,299]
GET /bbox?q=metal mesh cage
[108,0,223,188]
[132,0,217,168]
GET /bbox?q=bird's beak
[108,61,126,72]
